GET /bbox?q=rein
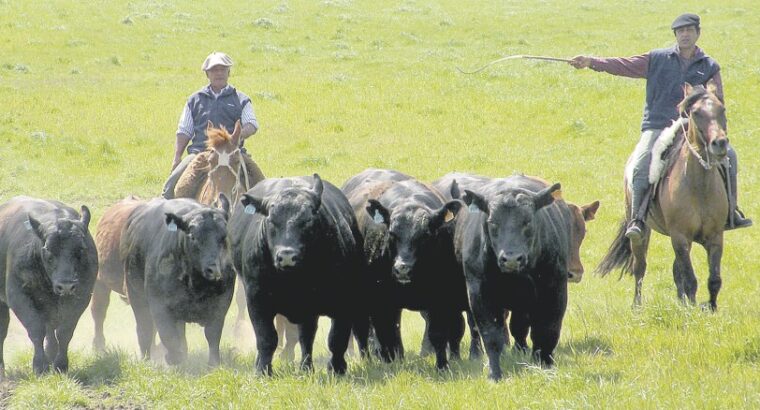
[680,115,717,171]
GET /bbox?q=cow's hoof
[328,358,347,375]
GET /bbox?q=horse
[597,82,729,311]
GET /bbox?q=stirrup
[726,210,753,230]
[624,220,645,243]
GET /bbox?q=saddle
[174,151,265,199]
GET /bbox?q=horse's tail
[595,219,634,278]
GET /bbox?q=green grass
[2,0,760,408]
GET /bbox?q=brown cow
[91,196,144,351]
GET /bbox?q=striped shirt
[176,84,258,136]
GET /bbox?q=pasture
[2,0,760,408]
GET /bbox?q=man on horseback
[569,13,751,242]
[162,51,259,199]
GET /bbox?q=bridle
[679,98,724,171]
[206,146,251,200]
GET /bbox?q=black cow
[342,169,465,370]
[229,174,368,375]
[454,175,569,380]
[0,197,97,377]
[121,195,233,366]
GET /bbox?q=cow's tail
[595,219,634,278]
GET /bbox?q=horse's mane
[679,85,709,114]
[205,127,233,150]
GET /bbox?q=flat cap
[201,52,233,71]
[671,13,700,30]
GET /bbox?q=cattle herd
[0,168,600,381]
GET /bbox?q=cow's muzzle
[203,265,223,281]
[392,260,412,284]
[275,247,300,270]
[53,280,78,296]
[497,250,527,273]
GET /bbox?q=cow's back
[96,196,144,293]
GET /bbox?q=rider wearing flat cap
[569,13,751,241]
[162,51,259,199]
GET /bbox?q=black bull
[0,196,97,377]
[342,168,466,370]
[229,174,369,375]
[455,176,570,381]
[121,196,234,366]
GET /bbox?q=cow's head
[165,194,230,281]
[565,200,600,283]
[27,206,92,296]
[241,174,324,272]
[463,183,561,274]
[366,199,462,284]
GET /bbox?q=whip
[457,55,573,75]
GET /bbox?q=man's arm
[172,134,191,171]
[240,100,259,142]
[569,54,650,79]
[709,70,724,103]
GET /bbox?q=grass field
[2,0,760,408]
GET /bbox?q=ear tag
[468,203,479,213]
[373,210,384,224]
[167,221,178,232]
[24,220,32,230]
[245,204,256,214]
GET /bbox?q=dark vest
[642,46,719,131]
[186,85,251,154]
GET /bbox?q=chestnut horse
[597,83,729,310]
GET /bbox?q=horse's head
[679,82,728,161]
[200,120,244,204]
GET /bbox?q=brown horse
[597,83,729,310]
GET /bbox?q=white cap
[201,52,233,71]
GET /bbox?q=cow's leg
[447,311,465,361]
[351,310,370,359]
[44,325,58,363]
[704,236,724,311]
[90,281,111,352]
[0,301,10,380]
[671,235,696,305]
[465,308,483,360]
[393,308,404,359]
[297,316,318,372]
[468,283,506,381]
[52,318,79,373]
[529,283,567,367]
[250,303,277,376]
[276,315,298,362]
[427,310,451,370]
[419,310,433,357]
[8,291,49,374]
[371,308,401,362]
[204,318,225,367]
[153,306,185,366]
[509,310,530,353]
[126,262,155,360]
[234,279,247,324]
[631,229,652,307]
[327,316,351,375]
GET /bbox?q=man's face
[205,65,230,88]
[675,25,700,50]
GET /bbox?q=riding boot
[723,152,752,230]
[625,183,650,244]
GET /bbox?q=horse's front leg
[630,228,652,307]
[670,235,696,304]
[704,235,724,312]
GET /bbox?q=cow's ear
[311,173,324,211]
[462,190,489,214]
[534,183,561,210]
[241,194,267,217]
[450,179,461,199]
[366,199,390,226]
[79,205,91,230]
[581,200,600,221]
[165,213,189,232]
[26,215,46,241]
[430,200,464,231]
[217,193,231,219]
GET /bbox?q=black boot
[726,208,753,230]
[625,219,645,244]
[723,152,752,230]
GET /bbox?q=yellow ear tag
[444,210,455,223]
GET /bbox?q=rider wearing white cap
[162,52,259,198]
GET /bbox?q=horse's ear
[706,79,718,96]
[231,120,242,146]
[682,83,694,97]
[206,120,214,131]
